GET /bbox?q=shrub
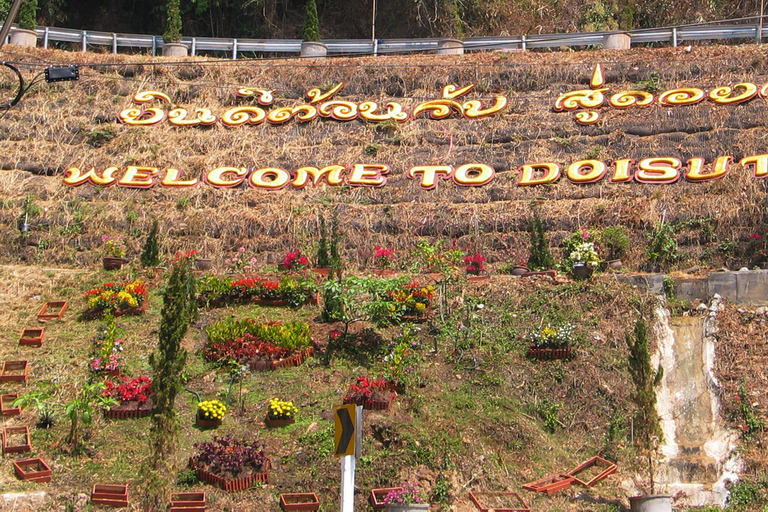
[527,211,555,271]
[140,220,161,267]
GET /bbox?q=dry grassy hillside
[0,44,766,272]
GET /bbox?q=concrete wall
[618,270,768,306]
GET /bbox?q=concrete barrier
[619,270,768,306]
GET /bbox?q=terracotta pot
[467,274,490,282]
[91,484,129,507]
[196,417,222,428]
[280,492,320,511]
[19,328,44,347]
[510,266,529,276]
[522,473,575,494]
[0,361,29,383]
[265,416,295,427]
[312,267,330,276]
[193,458,270,492]
[170,491,206,512]
[92,367,121,378]
[195,258,213,270]
[572,263,594,279]
[384,504,430,512]
[468,491,530,512]
[103,257,128,270]
[606,259,623,270]
[105,400,153,419]
[566,455,617,486]
[37,301,68,320]
[370,488,403,510]
[2,426,31,454]
[527,347,572,361]
[0,393,20,416]
[629,495,672,512]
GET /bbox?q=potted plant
[381,326,423,392]
[382,482,429,512]
[266,397,298,427]
[372,245,396,275]
[280,492,319,512]
[190,434,270,492]
[569,240,601,279]
[384,281,436,322]
[162,0,188,56]
[196,399,227,428]
[599,226,629,269]
[282,250,311,272]
[300,0,326,58]
[102,376,153,419]
[89,314,125,376]
[464,252,488,280]
[527,323,574,360]
[10,0,38,47]
[102,235,128,270]
[626,319,671,512]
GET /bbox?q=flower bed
[190,435,270,492]
[204,320,313,371]
[196,274,317,309]
[384,282,436,321]
[83,280,148,319]
[102,377,153,419]
[343,376,395,410]
[90,316,125,373]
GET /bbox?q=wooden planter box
[19,328,45,347]
[194,458,270,492]
[1,393,20,416]
[527,347,572,360]
[370,488,403,510]
[1,361,29,384]
[196,417,222,428]
[566,456,617,487]
[170,491,206,511]
[92,484,129,507]
[280,492,320,511]
[2,426,31,454]
[343,393,395,411]
[37,301,68,320]
[522,473,576,494]
[13,458,52,482]
[82,301,147,320]
[104,400,152,419]
[469,492,530,512]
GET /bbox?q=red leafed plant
[204,334,290,364]
[464,253,486,275]
[344,376,389,402]
[282,250,310,271]
[102,376,152,403]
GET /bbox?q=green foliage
[18,0,37,30]
[17,194,40,234]
[302,0,321,42]
[537,398,562,433]
[140,219,162,268]
[164,0,183,43]
[64,382,117,452]
[737,380,765,440]
[638,72,662,92]
[599,226,630,260]
[626,318,664,492]
[316,215,330,268]
[329,209,342,273]
[662,276,675,299]
[580,0,618,32]
[432,473,452,504]
[527,210,555,271]
[646,222,678,267]
[205,318,312,351]
[727,479,763,507]
[13,386,56,429]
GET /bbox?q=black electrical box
[45,65,79,83]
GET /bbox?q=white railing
[2,20,763,60]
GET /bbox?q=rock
[756,307,768,316]
[0,492,51,511]
[739,267,750,272]
[738,308,747,314]
[697,303,708,313]
[685,266,701,274]
[717,267,729,272]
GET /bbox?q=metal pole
[760,0,765,44]
[372,0,377,56]
[0,0,25,51]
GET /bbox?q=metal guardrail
[1,22,763,60]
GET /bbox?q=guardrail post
[81,31,87,52]
[152,36,156,56]
[191,38,196,56]
[521,35,526,51]
[112,33,117,53]
[672,27,677,47]
[43,27,48,49]
[232,38,238,60]
[756,23,761,44]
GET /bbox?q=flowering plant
[528,323,574,349]
[749,226,768,264]
[191,435,267,480]
[344,376,390,403]
[102,376,152,403]
[464,253,486,275]
[197,400,227,421]
[569,241,601,268]
[90,314,125,372]
[102,235,127,258]
[282,250,310,271]
[385,282,436,317]
[381,326,423,385]
[267,397,298,420]
[373,245,395,268]
[383,482,425,505]
[171,249,199,265]
[225,246,258,272]
[85,280,148,316]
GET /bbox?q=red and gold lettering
[452,164,495,186]
[347,164,389,187]
[406,166,453,190]
[685,156,731,182]
[63,167,120,187]
[205,167,248,188]
[291,165,346,188]
[118,166,159,188]
[740,154,768,178]
[635,157,681,184]
[518,163,560,186]
[162,168,199,188]
[610,159,634,183]
[249,168,291,190]
[566,160,607,183]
